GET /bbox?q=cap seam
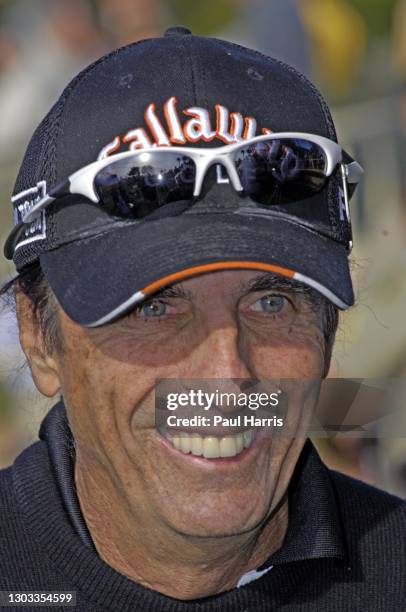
[40,210,348,252]
[178,37,192,107]
[31,207,348,258]
[183,36,199,107]
[189,36,209,109]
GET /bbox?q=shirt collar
[39,400,347,566]
[264,440,347,566]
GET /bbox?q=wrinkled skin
[17,269,334,599]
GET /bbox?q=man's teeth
[166,430,255,458]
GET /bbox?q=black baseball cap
[5,26,355,327]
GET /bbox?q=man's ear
[15,288,61,397]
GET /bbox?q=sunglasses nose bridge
[194,153,243,195]
[193,155,213,196]
[193,153,240,196]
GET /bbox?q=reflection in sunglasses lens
[95,152,196,218]
[234,138,327,206]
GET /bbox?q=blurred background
[0,0,405,496]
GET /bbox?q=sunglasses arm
[340,164,354,252]
[340,160,363,253]
[20,179,71,225]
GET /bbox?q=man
[1,26,405,612]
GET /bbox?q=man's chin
[169,519,266,540]
[159,497,272,540]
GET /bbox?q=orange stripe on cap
[140,261,295,296]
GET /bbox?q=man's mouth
[161,429,256,459]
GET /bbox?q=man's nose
[189,326,253,380]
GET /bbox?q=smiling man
[1,26,406,612]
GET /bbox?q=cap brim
[40,212,354,327]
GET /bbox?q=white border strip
[87,290,146,327]
[293,271,349,310]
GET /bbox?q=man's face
[40,270,331,538]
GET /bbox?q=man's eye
[250,294,286,314]
[139,299,167,318]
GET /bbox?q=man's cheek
[58,344,111,417]
[93,332,197,369]
[248,335,326,378]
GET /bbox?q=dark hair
[0,262,63,354]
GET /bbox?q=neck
[75,455,289,600]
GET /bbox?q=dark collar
[39,400,347,565]
[265,441,347,566]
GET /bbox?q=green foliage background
[167,0,235,35]
[349,0,398,36]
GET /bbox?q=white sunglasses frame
[5,132,363,258]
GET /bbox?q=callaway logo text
[98,96,271,159]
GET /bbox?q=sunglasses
[5,133,363,259]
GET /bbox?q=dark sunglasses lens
[94,152,196,218]
[234,138,328,205]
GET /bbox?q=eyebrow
[243,272,307,293]
[243,272,322,309]
[146,284,191,300]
